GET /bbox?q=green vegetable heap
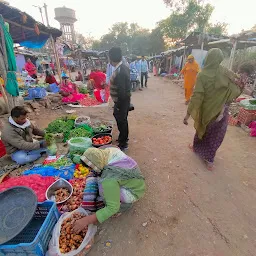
[68,127,93,139]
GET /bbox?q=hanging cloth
[0,17,19,96]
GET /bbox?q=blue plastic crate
[0,201,60,256]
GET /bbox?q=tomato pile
[92,135,112,146]
[79,97,100,107]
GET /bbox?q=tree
[206,22,228,35]
[75,32,94,49]
[159,0,214,41]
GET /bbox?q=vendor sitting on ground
[75,71,83,81]
[87,69,106,91]
[59,74,85,103]
[1,106,47,165]
[45,70,58,85]
[73,147,145,232]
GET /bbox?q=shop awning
[0,2,62,48]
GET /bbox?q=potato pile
[55,188,70,203]
[60,179,86,212]
[59,212,88,253]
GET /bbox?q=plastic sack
[48,143,58,156]
[23,165,75,180]
[68,137,92,154]
[74,116,91,127]
[48,83,60,93]
[46,208,97,256]
[27,87,47,99]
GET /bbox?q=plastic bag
[68,137,92,153]
[23,165,75,180]
[46,208,97,256]
[74,116,91,127]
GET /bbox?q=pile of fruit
[55,188,70,203]
[59,179,86,212]
[59,212,88,253]
[74,164,90,178]
[92,135,112,146]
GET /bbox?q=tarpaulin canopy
[0,2,62,48]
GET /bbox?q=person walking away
[1,106,47,165]
[135,59,142,91]
[24,58,37,80]
[109,47,131,151]
[50,61,55,75]
[180,55,199,105]
[183,48,249,170]
[140,56,149,88]
[130,58,140,91]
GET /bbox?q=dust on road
[7,76,256,256]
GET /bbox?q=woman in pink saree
[60,76,86,103]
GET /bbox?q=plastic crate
[0,201,60,256]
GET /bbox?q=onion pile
[59,212,88,253]
[59,179,86,212]
[55,188,70,203]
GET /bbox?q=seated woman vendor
[45,70,58,85]
[59,74,85,103]
[73,147,145,233]
[1,106,47,165]
[87,69,106,91]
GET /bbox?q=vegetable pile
[68,127,93,139]
[93,124,112,134]
[92,135,112,146]
[79,97,100,107]
[45,157,72,168]
[74,164,90,178]
[59,212,88,253]
[55,188,70,203]
[59,179,86,212]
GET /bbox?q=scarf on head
[188,48,241,139]
[81,147,144,181]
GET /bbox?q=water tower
[54,6,77,43]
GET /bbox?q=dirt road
[87,76,256,256]
[4,76,256,255]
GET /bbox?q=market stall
[0,2,62,112]
[0,115,114,255]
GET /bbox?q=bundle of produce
[47,208,97,256]
[59,179,86,212]
[45,156,73,168]
[68,127,93,140]
[45,133,57,155]
[46,118,75,142]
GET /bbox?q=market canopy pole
[44,3,62,83]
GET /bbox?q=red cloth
[89,71,106,90]
[60,82,85,103]
[76,73,83,81]
[50,63,55,70]
[25,62,37,76]
[45,75,58,85]
[0,174,56,202]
